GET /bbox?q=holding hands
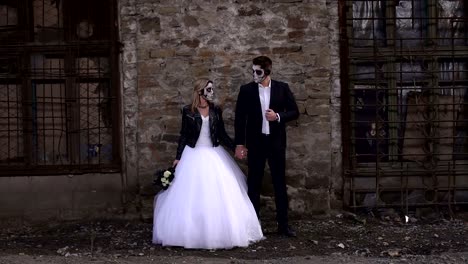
[235,145,248,160]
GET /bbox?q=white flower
[163,171,171,177]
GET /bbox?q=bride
[152,78,263,249]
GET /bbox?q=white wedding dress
[153,115,263,249]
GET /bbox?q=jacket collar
[192,102,214,117]
[191,105,215,132]
[193,103,214,123]
[251,79,278,110]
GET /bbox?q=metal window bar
[342,0,468,213]
[0,0,120,175]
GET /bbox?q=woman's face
[200,81,214,101]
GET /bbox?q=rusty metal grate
[0,0,120,175]
[340,0,468,212]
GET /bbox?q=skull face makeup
[199,81,214,101]
[252,65,266,83]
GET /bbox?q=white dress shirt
[258,80,271,135]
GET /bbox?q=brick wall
[120,0,342,217]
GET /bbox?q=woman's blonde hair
[190,78,212,112]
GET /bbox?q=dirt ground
[1,208,468,263]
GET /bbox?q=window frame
[340,0,468,209]
[343,0,468,167]
[0,0,121,176]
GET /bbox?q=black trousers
[247,134,289,227]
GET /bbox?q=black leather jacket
[175,104,235,160]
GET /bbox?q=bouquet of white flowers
[154,167,175,190]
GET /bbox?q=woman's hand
[235,145,248,160]
[172,160,179,168]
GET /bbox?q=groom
[234,56,299,237]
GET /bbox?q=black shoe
[277,225,297,237]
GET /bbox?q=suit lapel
[252,82,262,118]
[269,80,278,109]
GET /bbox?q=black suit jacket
[234,80,299,151]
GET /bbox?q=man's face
[252,65,266,83]
[200,81,214,101]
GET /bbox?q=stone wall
[0,174,124,224]
[119,0,341,217]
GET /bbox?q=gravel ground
[1,209,467,263]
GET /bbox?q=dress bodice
[195,115,212,147]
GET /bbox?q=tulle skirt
[152,145,264,249]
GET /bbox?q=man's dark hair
[253,56,272,75]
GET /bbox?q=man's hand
[265,109,278,121]
[235,145,248,160]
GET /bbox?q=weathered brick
[158,6,180,15]
[288,30,305,39]
[139,17,161,34]
[181,39,200,48]
[272,46,302,54]
[238,5,263,16]
[287,17,309,29]
[149,49,176,58]
[183,15,199,27]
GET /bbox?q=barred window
[342,0,468,208]
[0,0,120,175]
